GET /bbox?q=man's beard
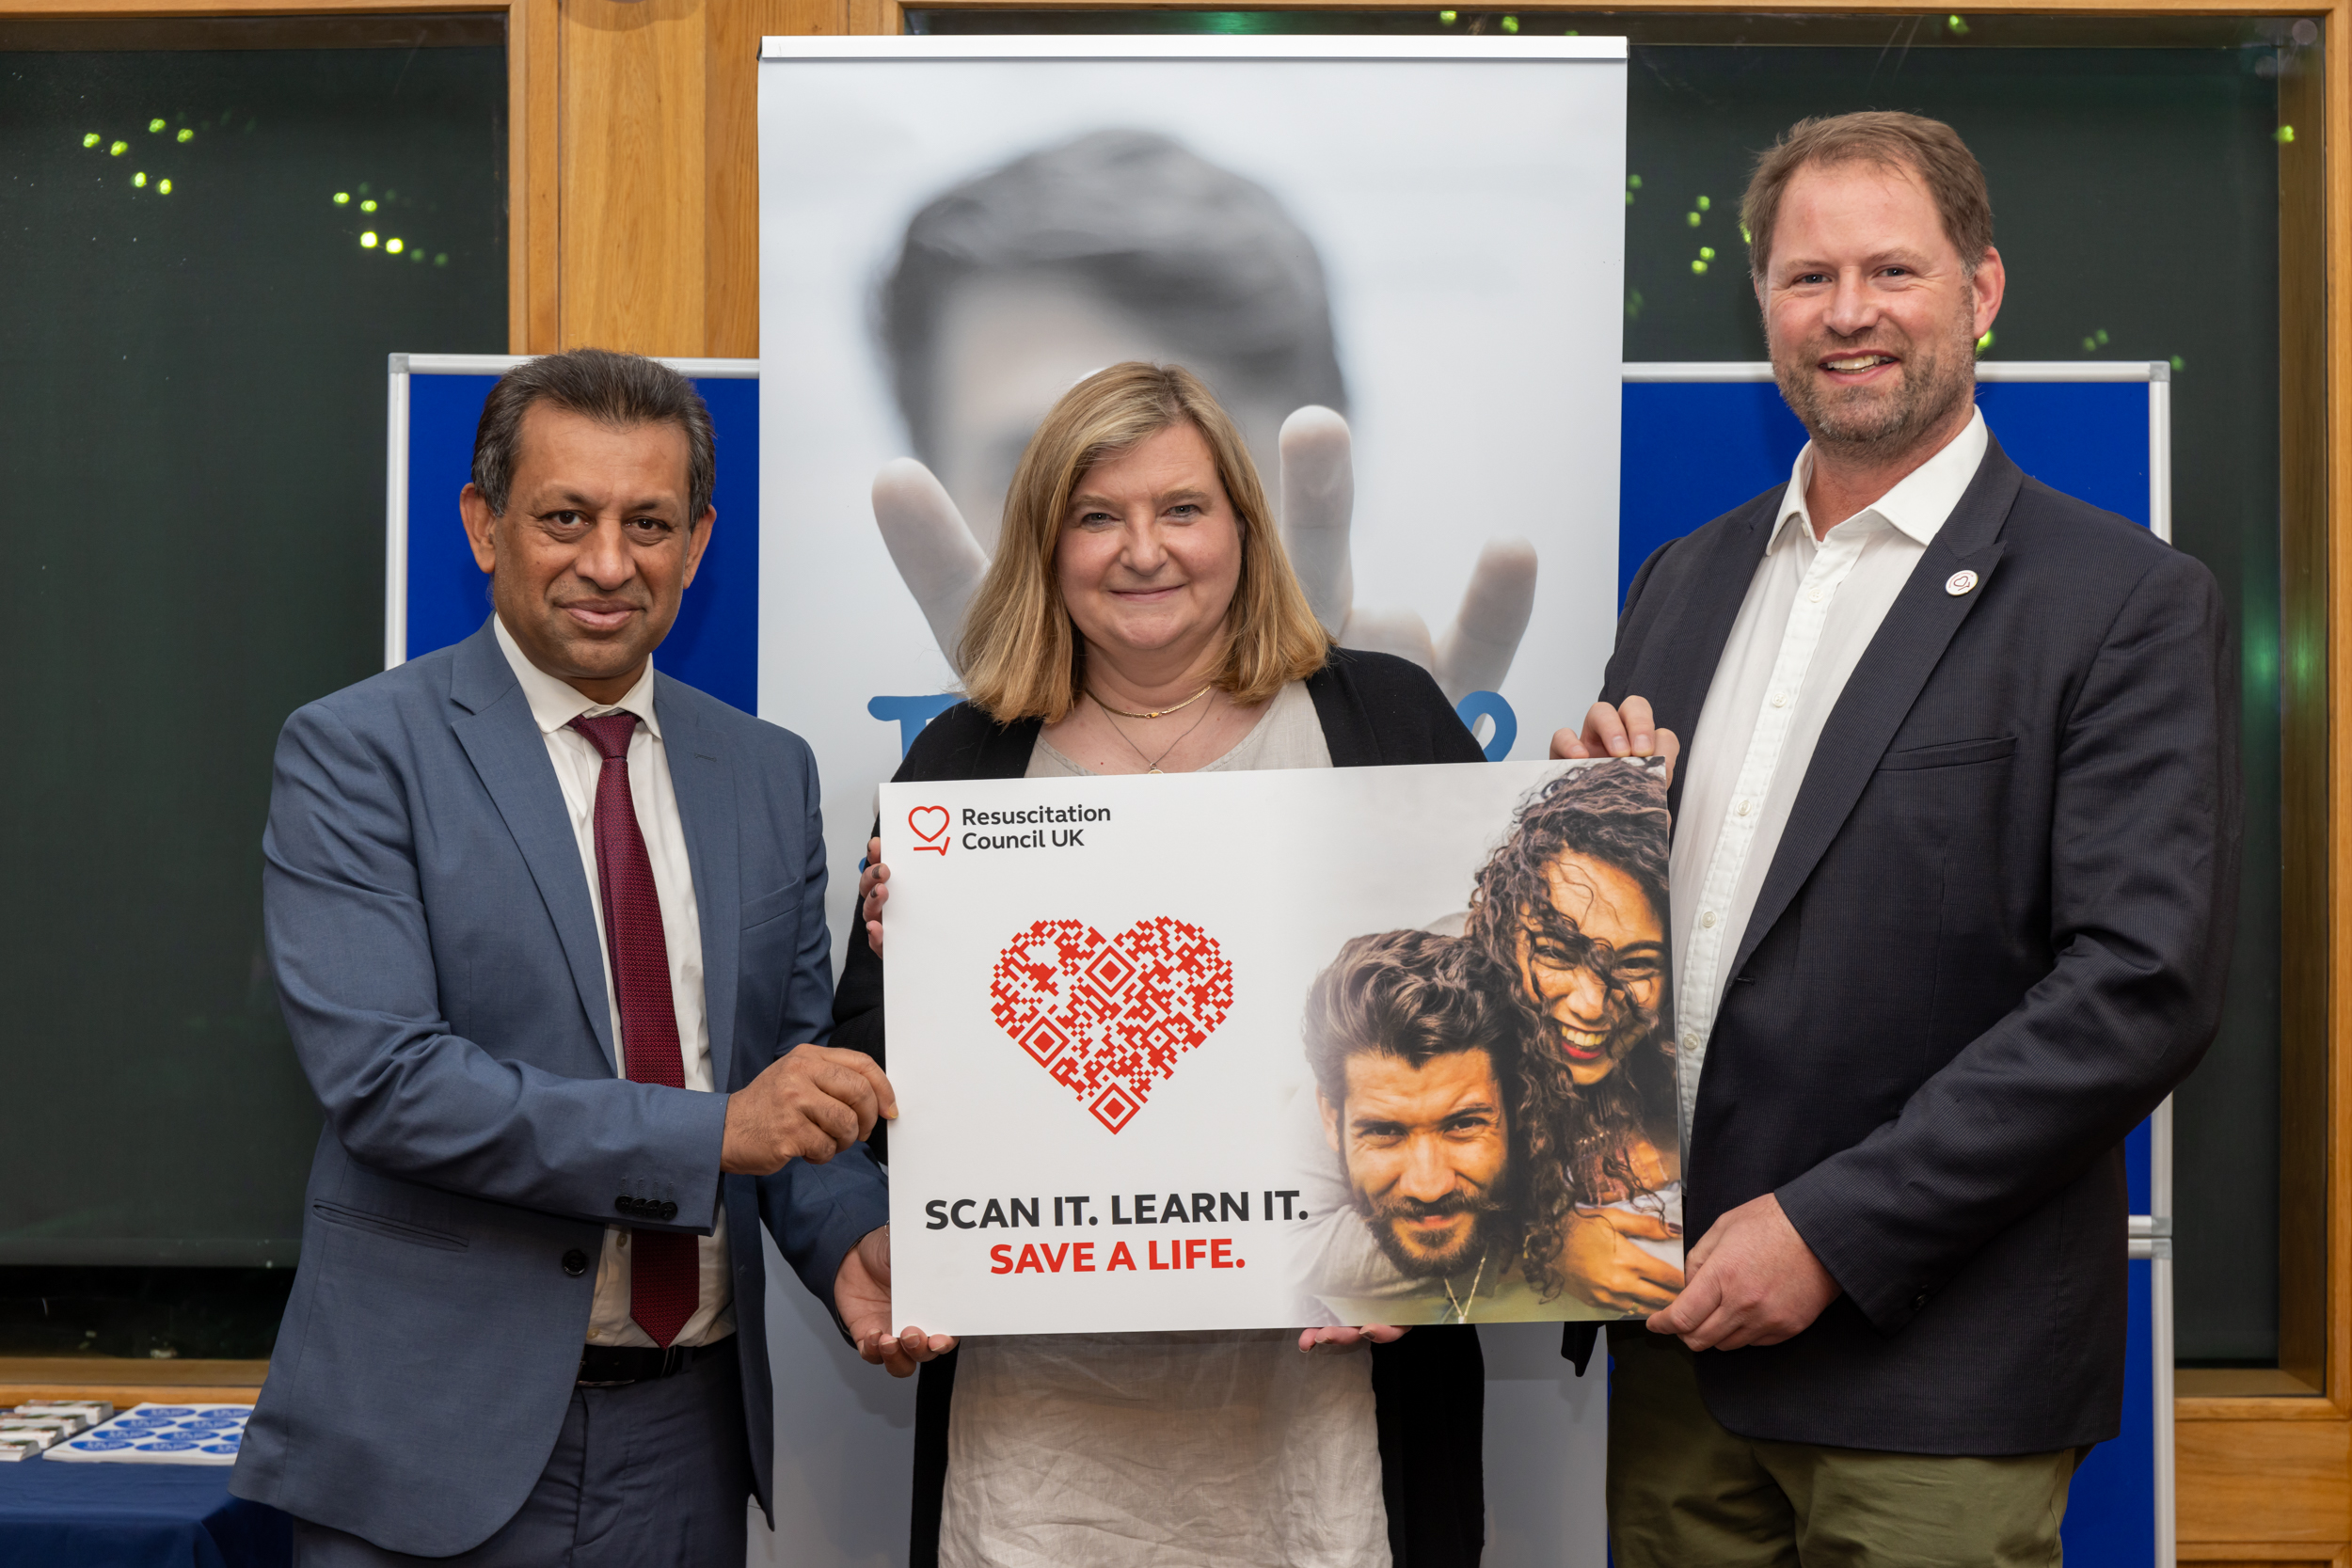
[1352,1184,1510,1281]
[1772,291,1977,456]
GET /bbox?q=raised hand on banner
[872,407,1539,703]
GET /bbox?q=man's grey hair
[469,347,716,521]
[878,129,1348,463]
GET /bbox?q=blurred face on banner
[1323,1047,1513,1279]
[1758,158,2004,458]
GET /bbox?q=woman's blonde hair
[957,361,1333,724]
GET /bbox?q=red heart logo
[908,805,950,854]
[989,918,1233,1132]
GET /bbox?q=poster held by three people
[834,364,1680,1568]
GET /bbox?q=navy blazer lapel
[1638,494,1776,821]
[446,623,619,1071]
[1727,439,2024,979]
[660,678,741,1094]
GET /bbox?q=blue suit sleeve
[263,700,730,1232]
[753,732,890,1316]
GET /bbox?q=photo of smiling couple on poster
[1292,757,1681,1328]
[879,753,1680,1338]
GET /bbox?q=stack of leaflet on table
[0,1401,115,1460]
[43,1402,251,1465]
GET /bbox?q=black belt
[577,1337,730,1386]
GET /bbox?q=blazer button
[562,1249,590,1277]
[660,1201,678,1221]
[614,1196,634,1216]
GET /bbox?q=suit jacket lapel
[1727,439,2024,979]
[660,678,741,1094]
[1638,493,1776,821]
[446,623,619,1072]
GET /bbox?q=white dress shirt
[493,617,734,1349]
[1669,409,1990,1149]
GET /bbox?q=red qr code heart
[989,918,1234,1132]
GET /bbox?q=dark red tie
[570,712,699,1349]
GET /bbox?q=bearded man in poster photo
[1563,111,2239,1563]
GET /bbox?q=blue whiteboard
[1616,366,2170,1568]
[389,356,2171,1568]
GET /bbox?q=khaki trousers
[1607,1327,2081,1568]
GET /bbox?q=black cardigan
[834,648,1491,1568]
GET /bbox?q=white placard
[882,758,1677,1338]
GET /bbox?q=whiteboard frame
[388,350,2181,1564]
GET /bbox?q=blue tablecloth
[0,1456,289,1568]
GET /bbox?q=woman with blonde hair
[834,362,1489,1568]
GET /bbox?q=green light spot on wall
[1628,174,1643,190]
[2082,335,2098,353]
[1947,13,1970,33]
[387,237,404,254]
[158,179,172,195]
[1626,191,1635,206]
[133,171,147,187]
[1977,330,1994,352]
[148,118,166,135]
[177,128,194,143]
[334,192,350,205]
[2277,125,2297,143]
[360,231,378,249]
[1438,8,1456,22]
[434,253,449,266]
[1696,195,1711,211]
[1699,245,1716,261]
[1692,259,1708,276]
[2095,328,2109,345]
[360,198,377,213]
[82,133,100,149]
[1501,14,1518,32]
[109,141,127,156]
[1686,211,1701,228]
[410,246,425,261]
[1740,224,1752,244]
[2170,355,2186,372]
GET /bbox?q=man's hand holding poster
[881,756,1681,1337]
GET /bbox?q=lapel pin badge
[1945,569,1979,596]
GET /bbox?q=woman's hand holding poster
[880,756,1682,1337]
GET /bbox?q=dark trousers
[293,1338,753,1568]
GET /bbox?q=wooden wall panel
[557,0,710,354]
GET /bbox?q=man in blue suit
[233,348,941,1564]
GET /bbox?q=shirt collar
[492,614,662,741]
[1771,405,1989,553]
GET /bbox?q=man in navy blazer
[1556,115,2238,1562]
[233,349,942,1564]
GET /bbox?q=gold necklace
[1440,1252,1489,1325]
[1095,689,1219,774]
[1086,682,1216,721]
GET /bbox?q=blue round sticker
[199,1443,240,1454]
[138,1439,200,1450]
[72,1438,133,1450]
[142,1408,195,1417]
